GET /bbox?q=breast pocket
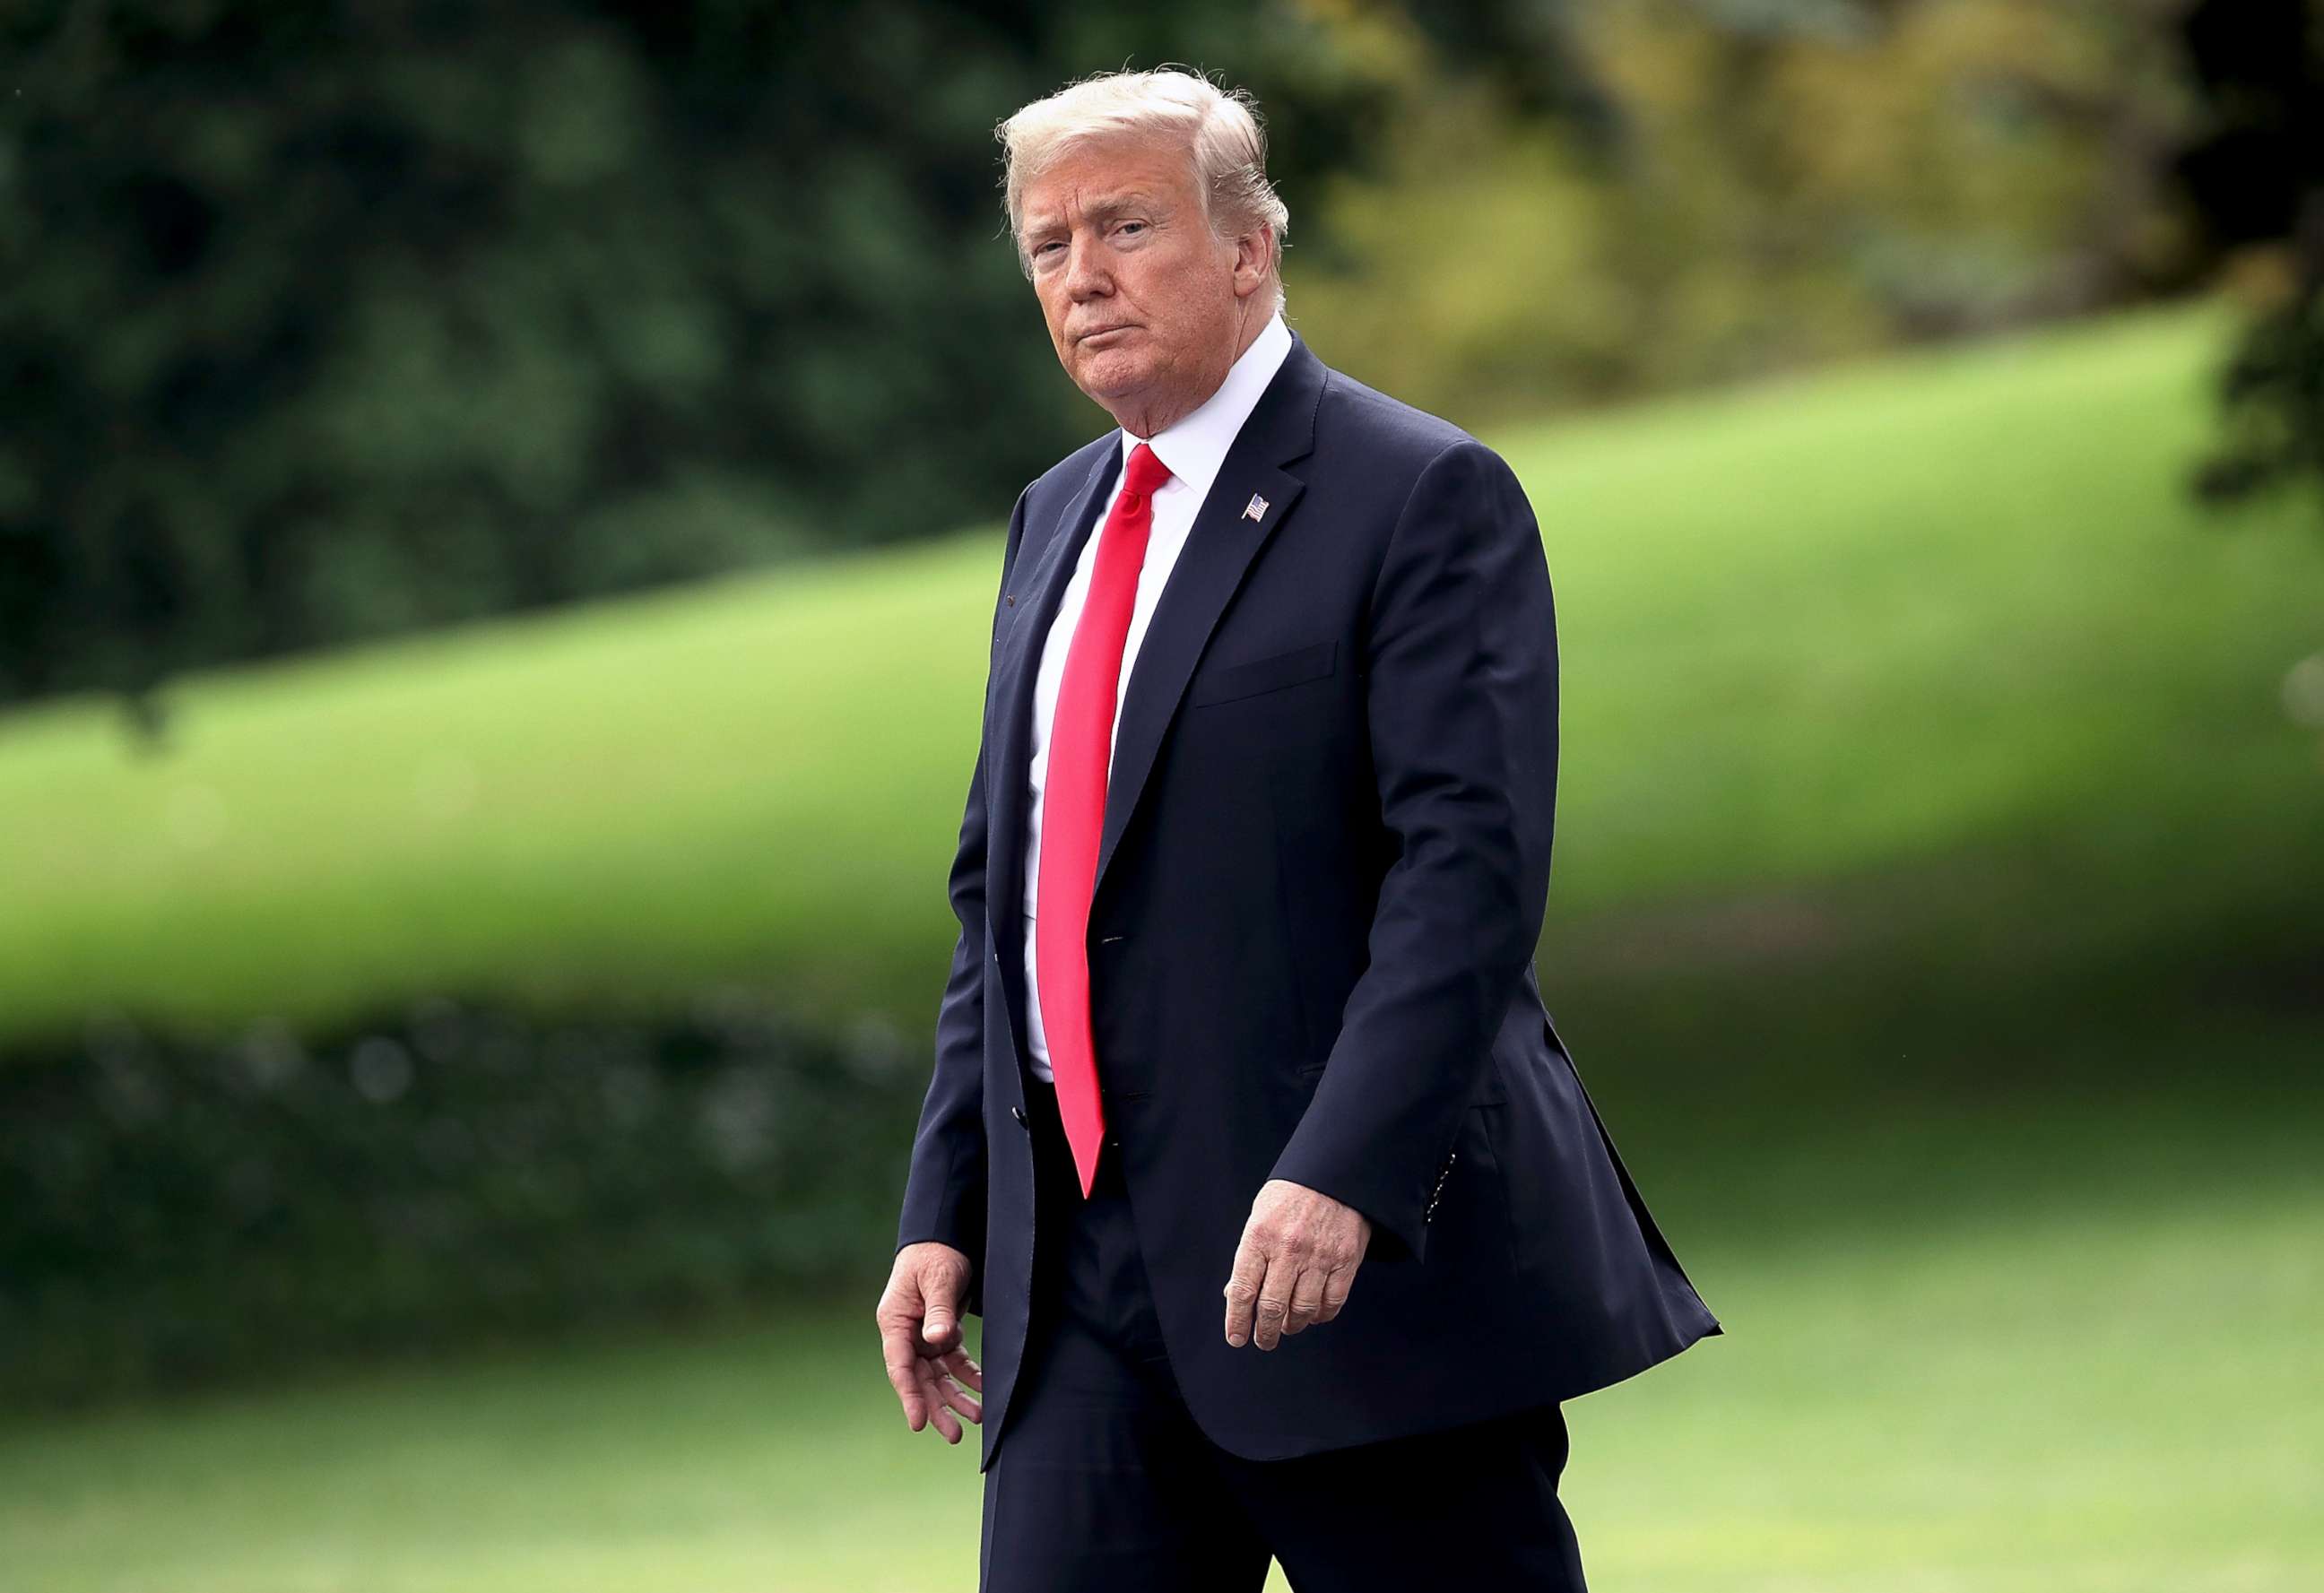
[1186,639,1338,708]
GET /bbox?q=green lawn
[3,1081,2316,1592]
[3,298,2318,1046]
[4,297,2320,1587]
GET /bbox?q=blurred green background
[4,2,2320,1589]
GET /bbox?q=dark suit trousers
[980,1075,1590,1592]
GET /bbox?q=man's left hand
[1223,1178,1372,1349]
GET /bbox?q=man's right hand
[876,1242,985,1443]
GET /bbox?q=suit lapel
[1094,335,1322,905]
[986,333,1328,1071]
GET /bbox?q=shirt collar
[1121,313,1294,507]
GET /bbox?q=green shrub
[0,992,923,1412]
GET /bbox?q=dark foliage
[2176,0,2324,513]
[0,991,924,1412]
[0,2,1416,708]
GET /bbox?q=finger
[936,1366,985,1424]
[1282,1260,1328,1336]
[1318,1260,1359,1323]
[915,1357,962,1443]
[941,1346,985,1392]
[922,1277,962,1352]
[1253,1253,1296,1351]
[881,1319,928,1429]
[924,1363,963,1443]
[1223,1233,1269,1346]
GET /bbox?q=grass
[2,1078,2315,1591]
[3,296,2320,1586]
[2,297,2318,1047]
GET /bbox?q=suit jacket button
[1010,1104,1029,1129]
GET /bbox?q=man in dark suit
[877,67,1721,1590]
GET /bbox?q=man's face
[1018,134,1258,430]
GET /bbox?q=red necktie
[1037,440,1174,1198]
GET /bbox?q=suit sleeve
[893,486,1033,1316]
[1266,439,1558,1265]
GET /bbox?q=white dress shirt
[1021,312,1296,1081]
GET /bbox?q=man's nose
[1062,234,1111,299]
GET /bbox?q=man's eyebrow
[1023,191,1167,235]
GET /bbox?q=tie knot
[1123,441,1172,501]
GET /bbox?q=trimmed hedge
[0,991,927,1412]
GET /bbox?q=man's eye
[1117,221,1147,238]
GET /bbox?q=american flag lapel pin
[1242,493,1270,524]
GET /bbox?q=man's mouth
[1077,325,1138,344]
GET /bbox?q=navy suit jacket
[897,329,1721,1472]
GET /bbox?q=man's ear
[1232,225,1274,299]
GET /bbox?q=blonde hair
[998,67,1288,316]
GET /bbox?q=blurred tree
[1292,0,2207,425]
[2175,0,2324,514]
[0,0,2257,714]
[0,2,1420,712]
